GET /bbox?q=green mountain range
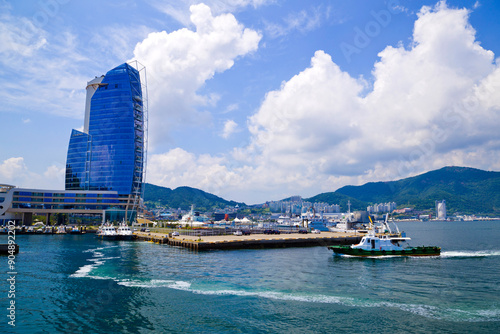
[144,183,245,211]
[145,166,500,214]
[310,166,500,214]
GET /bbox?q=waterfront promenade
[134,231,363,250]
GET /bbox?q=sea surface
[2,221,500,333]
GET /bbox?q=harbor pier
[134,231,363,250]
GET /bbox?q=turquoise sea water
[2,221,500,333]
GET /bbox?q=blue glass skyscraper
[65,62,147,219]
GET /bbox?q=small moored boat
[70,226,82,234]
[116,222,134,241]
[56,225,67,234]
[96,223,117,240]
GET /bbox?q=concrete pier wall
[134,231,362,251]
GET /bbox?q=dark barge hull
[328,245,441,257]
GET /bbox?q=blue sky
[1,0,500,204]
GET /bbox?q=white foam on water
[168,280,192,290]
[71,243,500,323]
[70,261,104,278]
[371,301,438,318]
[117,279,192,289]
[129,280,500,322]
[441,250,500,258]
[188,289,352,306]
[70,243,120,278]
[82,245,121,253]
[476,309,500,318]
[69,257,118,278]
[75,272,499,323]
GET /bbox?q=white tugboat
[328,214,441,257]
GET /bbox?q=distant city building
[436,200,447,220]
[266,197,340,215]
[367,202,397,213]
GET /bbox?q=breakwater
[134,231,363,250]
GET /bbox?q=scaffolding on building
[127,60,148,223]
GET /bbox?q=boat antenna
[384,213,393,234]
[387,212,401,236]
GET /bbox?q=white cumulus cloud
[147,1,500,203]
[147,148,243,197]
[221,119,239,139]
[0,157,27,181]
[43,164,66,186]
[0,157,65,189]
[243,1,500,197]
[132,3,261,149]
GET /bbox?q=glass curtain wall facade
[65,63,146,221]
[66,129,91,190]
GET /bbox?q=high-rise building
[65,62,148,221]
[436,200,447,220]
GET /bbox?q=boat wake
[441,250,500,258]
[82,245,121,253]
[111,277,500,322]
[69,244,500,323]
[70,245,121,278]
[118,279,191,290]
